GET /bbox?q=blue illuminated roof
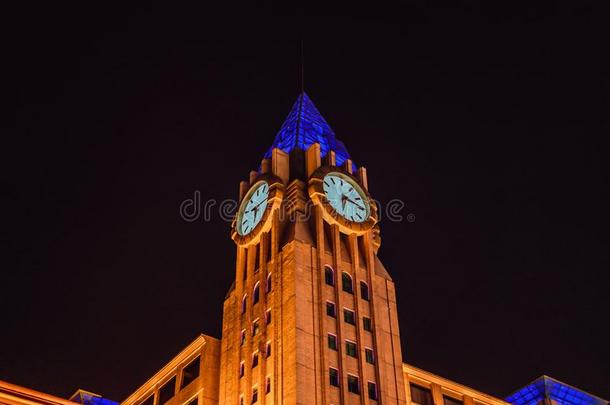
[69,390,118,405]
[506,376,607,405]
[264,92,354,167]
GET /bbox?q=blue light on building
[506,376,608,405]
[264,92,355,169]
[69,390,119,405]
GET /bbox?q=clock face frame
[322,173,371,223]
[236,181,269,236]
[308,166,377,235]
[232,175,284,246]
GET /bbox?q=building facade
[122,335,221,405]
[1,93,606,405]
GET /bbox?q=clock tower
[218,93,406,405]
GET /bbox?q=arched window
[241,294,247,314]
[266,273,272,293]
[360,281,370,301]
[342,272,353,294]
[324,265,335,286]
[253,282,260,305]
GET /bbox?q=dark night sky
[3,1,609,402]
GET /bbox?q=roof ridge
[505,375,608,405]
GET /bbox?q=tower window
[265,309,272,325]
[181,356,200,389]
[266,376,271,394]
[158,376,176,405]
[324,265,335,286]
[342,272,354,294]
[253,282,260,305]
[343,308,356,325]
[327,333,337,351]
[410,384,433,405]
[239,396,244,405]
[360,281,370,301]
[240,329,246,346]
[329,368,340,387]
[251,387,258,404]
[252,352,259,368]
[265,341,272,357]
[266,273,272,293]
[252,319,260,336]
[345,340,358,358]
[347,375,360,394]
[326,301,336,318]
[239,361,245,378]
[363,317,372,332]
[368,382,378,400]
[365,348,375,365]
[241,294,247,314]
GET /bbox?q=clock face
[322,173,370,223]
[237,182,270,236]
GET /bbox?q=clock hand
[253,202,265,221]
[246,199,266,214]
[253,199,267,210]
[346,198,365,209]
